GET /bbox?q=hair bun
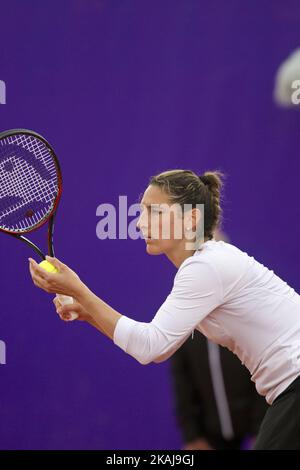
[199,175,210,186]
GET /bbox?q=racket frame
[0,128,63,259]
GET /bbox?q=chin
[145,242,164,255]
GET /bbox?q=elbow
[137,350,172,365]
[153,357,166,364]
[137,356,167,365]
[139,358,163,365]
[135,352,158,365]
[136,357,153,365]
[137,352,168,365]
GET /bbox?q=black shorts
[254,375,300,450]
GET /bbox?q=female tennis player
[29,169,300,450]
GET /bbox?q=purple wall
[0,0,300,449]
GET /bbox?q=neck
[166,237,211,269]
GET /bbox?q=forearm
[76,284,123,340]
[74,257,214,364]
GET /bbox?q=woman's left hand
[29,256,84,298]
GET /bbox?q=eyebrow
[140,200,161,208]
[139,200,151,207]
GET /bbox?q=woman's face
[137,185,194,255]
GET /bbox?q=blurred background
[0,0,300,449]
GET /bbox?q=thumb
[45,256,65,272]
[57,303,78,315]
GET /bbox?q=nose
[137,209,149,234]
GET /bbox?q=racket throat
[10,233,46,260]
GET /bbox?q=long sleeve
[113,258,223,365]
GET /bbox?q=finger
[29,264,44,284]
[29,260,37,277]
[31,271,53,292]
[29,259,50,281]
[57,308,63,318]
[30,267,48,287]
[29,262,35,278]
[57,308,73,321]
[36,282,53,293]
[58,312,69,321]
[29,260,59,293]
[30,272,44,287]
[53,296,62,307]
[58,303,79,315]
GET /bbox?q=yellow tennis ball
[39,260,58,273]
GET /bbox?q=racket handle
[39,260,79,321]
[56,294,78,321]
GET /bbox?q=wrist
[74,281,91,301]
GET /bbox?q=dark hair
[148,169,224,240]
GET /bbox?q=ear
[192,207,202,230]
[184,207,202,232]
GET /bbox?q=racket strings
[0,134,60,232]
[0,158,56,229]
[12,134,57,176]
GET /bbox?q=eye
[138,205,144,213]
[151,208,163,214]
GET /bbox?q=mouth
[141,232,151,239]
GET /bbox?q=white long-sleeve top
[113,239,300,404]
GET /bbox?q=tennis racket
[0,128,78,320]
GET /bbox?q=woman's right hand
[53,296,91,322]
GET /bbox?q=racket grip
[57,295,79,321]
[39,260,78,321]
